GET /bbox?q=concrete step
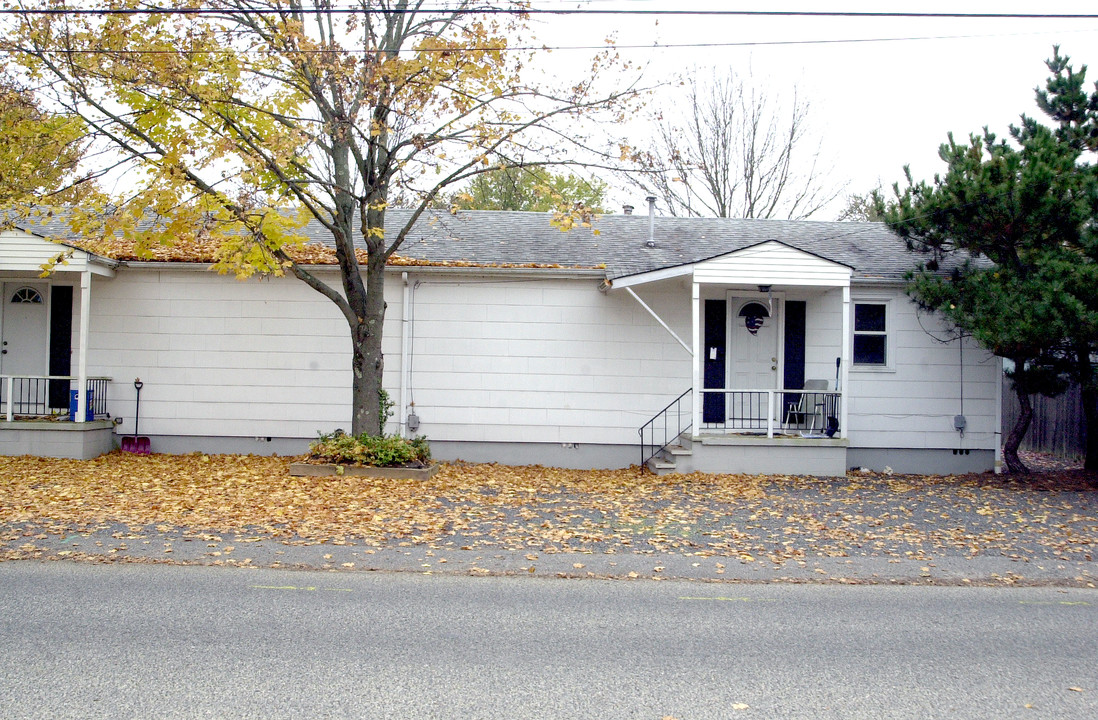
[645,457,677,475]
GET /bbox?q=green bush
[309,430,431,467]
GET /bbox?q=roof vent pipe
[645,195,657,248]
[623,204,634,215]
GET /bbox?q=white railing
[0,375,111,422]
[699,388,843,438]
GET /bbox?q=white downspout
[77,270,91,423]
[994,354,1003,474]
[399,271,411,437]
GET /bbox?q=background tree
[0,76,89,206]
[449,166,608,212]
[3,0,639,436]
[881,49,1098,476]
[836,190,884,222]
[626,70,842,219]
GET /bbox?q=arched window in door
[10,287,43,304]
[738,301,770,336]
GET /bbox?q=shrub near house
[309,431,431,468]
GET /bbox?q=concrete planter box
[288,462,440,480]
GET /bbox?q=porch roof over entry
[613,239,854,289]
[0,227,117,277]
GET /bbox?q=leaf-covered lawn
[1,452,1096,567]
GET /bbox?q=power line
[12,29,1086,55]
[2,6,1098,19]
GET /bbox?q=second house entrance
[727,296,781,428]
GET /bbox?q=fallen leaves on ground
[0,452,1096,566]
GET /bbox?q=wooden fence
[1001,376,1087,459]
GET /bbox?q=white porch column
[77,270,91,422]
[840,285,851,439]
[691,280,701,435]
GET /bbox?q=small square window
[853,302,888,366]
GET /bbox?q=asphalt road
[2,562,1096,719]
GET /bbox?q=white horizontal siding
[845,292,999,451]
[88,268,692,447]
[802,289,843,384]
[407,277,692,447]
[88,269,401,439]
[84,264,998,458]
[0,229,93,273]
[693,241,852,287]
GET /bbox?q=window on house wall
[853,302,888,366]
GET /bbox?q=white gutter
[625,287,692,356]
[121,261,605,281]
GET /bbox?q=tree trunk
[349,253,388,437]
[1004,357,1032,475]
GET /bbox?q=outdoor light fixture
[758,285,774,313]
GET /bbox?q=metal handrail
[639,388,692,467]
[0,375,112,422]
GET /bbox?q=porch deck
[687,432,848,476]
[643,387,847,476]
[0,419,116,459]
[0,376,114,459]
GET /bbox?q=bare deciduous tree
[630,71,843,219]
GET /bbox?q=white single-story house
[0,207,1001,475]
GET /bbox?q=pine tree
[882,49,1098,477]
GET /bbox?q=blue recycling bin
[69,390,94,422]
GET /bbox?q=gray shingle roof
[316,209,942,281]
[12,207,949,281]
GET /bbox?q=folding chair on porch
[784,379,829,432]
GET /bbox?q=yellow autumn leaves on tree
[1,0,644,436]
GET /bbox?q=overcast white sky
[525,0,1098,218]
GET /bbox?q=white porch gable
[0,227,115,277]
[688,240,854,447]
[692,240,853,288]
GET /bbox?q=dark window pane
[853,335,886,365]
[854,304,886,332]
[738,302,770,318]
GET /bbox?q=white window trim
[851,298,895,372]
